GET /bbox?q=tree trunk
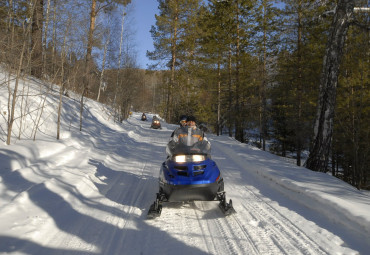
[305,0,355,172]
[33,92,48,141]
[57,18,70,139]
[296,0,303,166]
[80,0,97,130]
[227,48,232,137]
[167,6,179,123]
[234,1,243,142]
[260,1,268,151]
[97,29,110,102]
[86,0,97,77]
[7,40,26,145]
[31,0,43,78]
[42,0,51,78]
[114,6,125,121]
[217,59,221,136]
[51,1,57,88]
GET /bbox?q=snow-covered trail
[144,132,358,255]
[208,138,353,255]
[1,112,368,255]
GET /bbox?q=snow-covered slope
[0,71,370,254]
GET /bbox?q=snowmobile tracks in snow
[240,186,328,254]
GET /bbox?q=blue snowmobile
[148,139,235,218]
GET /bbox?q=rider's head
[179,115,187,127]
[186,115,196,127]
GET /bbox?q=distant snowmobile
[151,116,161,129]
[141,113,147,121]
[148,139,235,218]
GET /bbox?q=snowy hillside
[1,71,370,254]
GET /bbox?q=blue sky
[132,1,159,69]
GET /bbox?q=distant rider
[141,112,147,121]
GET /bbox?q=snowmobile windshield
[166,140,211,158]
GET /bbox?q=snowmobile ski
[147,193,163,219]
[217,191,236,215]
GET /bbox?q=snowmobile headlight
[174,155,186,163]
[174,155,205,163]
[192,155,205,162]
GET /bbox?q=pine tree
[196,0,234,135]
[148,0,201,123]
[253,0,281,150]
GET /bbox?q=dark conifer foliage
[147,0,369,189]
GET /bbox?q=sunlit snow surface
[0,71,369,254]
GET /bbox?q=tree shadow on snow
[0,149,35,197]
[0,155,209,254]
[0,179,210,255]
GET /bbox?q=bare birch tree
[7,22,30,145]
[97,25,111,102]
[114,5,126,122]
[305,0,355,172]
[57,14,72,140]
[42,0,51,78]
[31,0,43,78]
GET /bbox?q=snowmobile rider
[170,115,188,138]
[179,115,187,127]
[141,112,147,121]
[185,115,205,141]
[172,115,205,146]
